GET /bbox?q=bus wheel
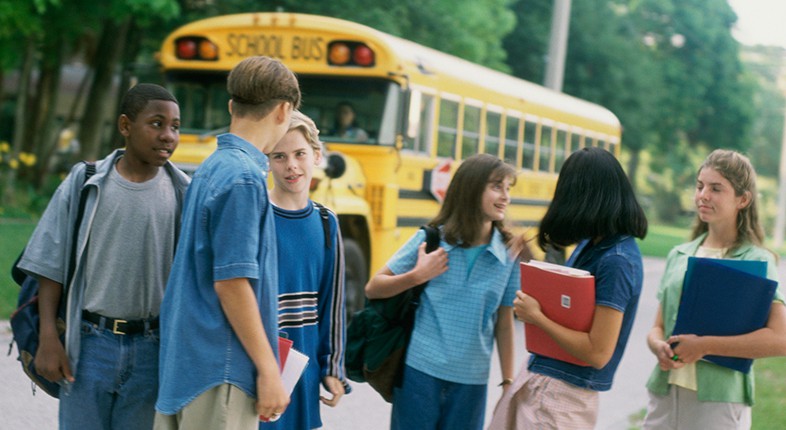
[343,238,368,322]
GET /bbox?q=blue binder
[673,257,777,373]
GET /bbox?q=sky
[727,0,786,48]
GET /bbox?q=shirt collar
[441,227,511,264]
[217,133,269,171]
[674,232,756,258]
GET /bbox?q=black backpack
[8,161,95,397]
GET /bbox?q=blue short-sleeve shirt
[387,227,519,385]
[156,134,279,414]
[527,235,643,391]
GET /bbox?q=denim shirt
[156,134,279,414]
[645,233,783,406]
[18,149,190,379]
[528,235,643,391]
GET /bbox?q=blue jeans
[59,320,160,430]
[391,365,487,430]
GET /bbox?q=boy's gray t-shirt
[82,162,177,319]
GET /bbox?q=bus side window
[503,115,520,167]
[437,99,459,158]
[484,110,502,158]
[404,91,435,154]
[539,124,553,173]
[522,119,537,171]
[555,128,568,172]
[462,104,481,160]
[571,131,582,154]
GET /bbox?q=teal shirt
[645,233,784,405]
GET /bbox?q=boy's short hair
[227,56,301,119]
[289,110,322,153]
[120,83,178,121]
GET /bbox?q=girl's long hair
[691,149,765,250]
[430,154,516,246]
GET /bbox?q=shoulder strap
[65,161,96,288]
[411,225,441,301]
[313,201,332,249]
[422,225,440,254]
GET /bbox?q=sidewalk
[0,257,664,429]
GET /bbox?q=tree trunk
[2,37,36,206]
[32,38,65,189]
[78,18,131,161]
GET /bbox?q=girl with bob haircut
[490,146,648,429]
[643,149,786,430]
[366,154,520,430]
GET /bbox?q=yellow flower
[0,142,9,153]
[19,152,37,167]
[8,158,19,169]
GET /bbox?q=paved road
[0,257,696,429]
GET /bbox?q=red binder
[520,260,595,366]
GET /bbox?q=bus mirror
[325,153,347,179]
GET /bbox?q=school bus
[157,12,622,316]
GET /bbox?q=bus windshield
[166,73,400,145]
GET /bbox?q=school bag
[8,161,95,398]
[344,225,440,402]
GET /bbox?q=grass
[637,224,692,258]
[0,219,35,318]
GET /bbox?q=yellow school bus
[157,12,622,315]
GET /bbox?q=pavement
[0,257,676,429]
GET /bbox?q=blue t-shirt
[527,235,643,391]
[156,134,279,414]
[387,228,519,385]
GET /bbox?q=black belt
[82,310,159,335]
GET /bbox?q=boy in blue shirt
[155,56,301,430]
[261,110,350,430]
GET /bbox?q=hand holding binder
[673,257,777,373]
[519,260,595,366]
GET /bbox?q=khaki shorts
[643,386,751,430]
[154,384,257,430]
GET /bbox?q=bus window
[504,115,520,166]
[437,99,459,158]
[571,132,582,153]
[403,91,435,154]
[539,124,553,173]
[484,110,502,158]
[523,119,537,170]
[461,104,481,159]
[555,128,568,172]
[169,75,399,145]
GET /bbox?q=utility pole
[543,0,572,92]
[773,63,786,247]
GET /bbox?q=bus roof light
[353,45,375,67]
[328,41,375,67]
[199,40,219,60]
[176,39,198,60]
[175,37,218,61]
[329,43,351,65]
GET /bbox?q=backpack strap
[411,225,441,301]
[66,161,96,285]
[313,201,332,249]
